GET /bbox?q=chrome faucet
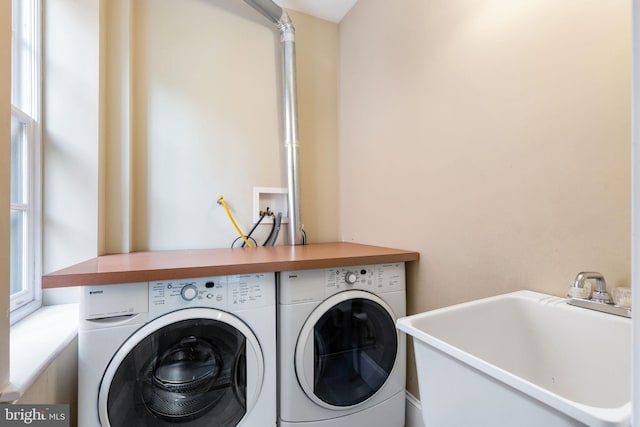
[567,271,630,317]
[573,271,610,303]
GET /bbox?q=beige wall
[293,11,340,244]
[339,0,631,397]
[0,0,11,390]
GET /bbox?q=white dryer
[78,273,276,427]
[278,263,406,427]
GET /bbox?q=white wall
[127,1,339,251]
[42,0,101,279]
[41,0,339,273]
[339,0,631,396]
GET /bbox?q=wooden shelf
[42,242,419,288]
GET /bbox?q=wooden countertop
[41,242,419,288]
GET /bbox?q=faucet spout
[574,271,610,303]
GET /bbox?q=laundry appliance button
[345,271,358,285]
[181,284,198,301]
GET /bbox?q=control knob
[345,271,358,285]
[181,284,198,301]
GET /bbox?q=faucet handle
[567,280,592,299]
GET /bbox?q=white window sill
[0,303,79,403]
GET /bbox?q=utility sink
[397,291,631,427]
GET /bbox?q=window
[10,0,41,323]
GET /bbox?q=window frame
[10,0,42,324]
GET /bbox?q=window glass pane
[10,114,27,205]
[9,0,39,317]
[11,0,35,115]
[10,209,26,296]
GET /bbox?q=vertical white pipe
[633,0,640,424]
[242,1,305,245]
[279,13,304,245]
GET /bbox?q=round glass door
[295,291,398,409]
[99,308,263,427]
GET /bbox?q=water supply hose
[217,196,253,248]
[263,212,282,246]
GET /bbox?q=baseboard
[405,391,425,427]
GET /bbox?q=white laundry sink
[397,290,631,427]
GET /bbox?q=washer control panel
[149,272,274,319]
[279,263,405,305]
[326,264,404,294]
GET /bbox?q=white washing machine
[278,263,406,427]
[78,273,276,427]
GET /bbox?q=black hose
[262,215,277,246]
[241,212,267,248]
[264,212,282,247]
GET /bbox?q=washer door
[295,290,398,409]
[98,308,264,427]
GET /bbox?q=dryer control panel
[279,263,405,305]
[149,272,275,319]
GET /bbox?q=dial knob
[345,271,358,285]
[181,284,198,301]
